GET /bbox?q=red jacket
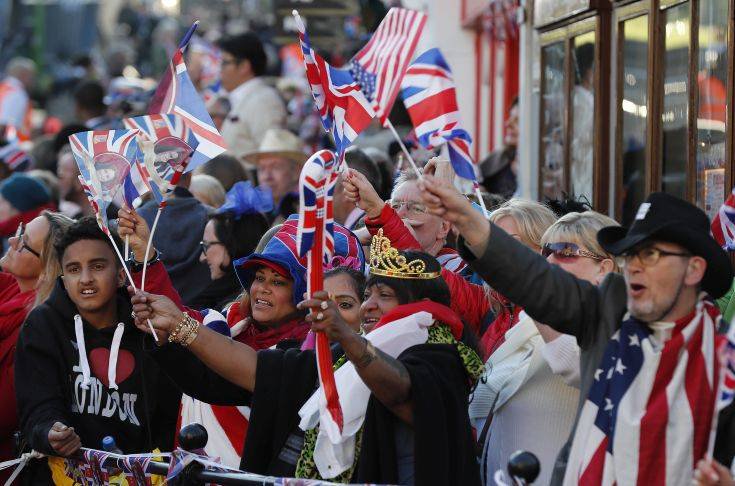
[0,272,35,481]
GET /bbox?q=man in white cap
[244,128,307,221]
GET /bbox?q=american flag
[295,13,375,156]
[124,113,198,204]
[711,186,735,250]
[350,8,427,124]
[296,150,343,432]
[564,299,722,485]
[149,21,226,172]
[400,48,476,180]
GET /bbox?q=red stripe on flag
[406,89,460,125]
[638,331,685,486]
[684,314,717,465]
[210,404,249,456]
[579,438,608,486]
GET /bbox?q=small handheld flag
[293,11,375,156]
[712,186,735,250]
[149,20,226,172]
[296,149,343,432]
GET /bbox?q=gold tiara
[369,229,441,280]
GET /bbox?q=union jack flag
[296,150,338,259]
[711,186,735,250]
[78,175,108,234]
[564,299,722,485]
[70,129,140,231]
[350,8,427,124]
[149,21,226,172]
[401,48,476,180]
[294,12,375,156]
[296,150,344,432]
[124,113,198,204]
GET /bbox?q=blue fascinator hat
[216,181,274,218]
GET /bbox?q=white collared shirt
[226,77,263,111]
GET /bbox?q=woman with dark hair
[131,231,483,485]
[119,192,365,467]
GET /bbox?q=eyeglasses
[615,246,691,268]
[14,222,41,258]
[542,242,604,261]
[389,200,428,216]
[200,240,225,255]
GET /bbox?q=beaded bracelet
[168,314,200,347]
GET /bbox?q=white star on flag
[604,398,614,412]
[615,359,627,375]
[629,334,641,347]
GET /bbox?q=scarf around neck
[229,301,309,350]
[564,296,723,486]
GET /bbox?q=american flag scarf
[564,297,723,486]
[296,149,343,432]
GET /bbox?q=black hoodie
[14,278,180,484]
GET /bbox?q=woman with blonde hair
[472,210,619,485]
[190,173,227,208]
[0,210,72,482]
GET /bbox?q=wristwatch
[129,250,161,273]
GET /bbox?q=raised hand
[342,169,385,219]
[130,290,185,342]
[297,290,354,343]
[117,207,153,262]
[418,174,490,252]
[48,422,81,457]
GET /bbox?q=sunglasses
[14,222,41,258]
[542,242,604,261]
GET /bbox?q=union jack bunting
[350,8,427,124]
[711,186,735,250]
[149,21,226,172]
[564,298,722,485]
[294,12,375,155]
[69,130,140,231]
[296,150,343,431]
[124,113,198,204]
[401,48,476,180]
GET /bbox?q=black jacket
[14,279,180,483]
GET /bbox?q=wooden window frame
[537,14,611,211]
[613,0,735,219]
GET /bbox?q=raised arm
[419,175,605,345]
[131,291,258,393]
[298,291,415,424]
[118,207,203,321]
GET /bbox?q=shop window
[570,32,596,202]
[540,41,567,200]
[696,0,729,220]
[619,15,649,226]
[660,2,690,199]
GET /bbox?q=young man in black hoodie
[14,217,179,483]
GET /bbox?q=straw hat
[242,128,308,166]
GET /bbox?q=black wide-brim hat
[597,192,733,298]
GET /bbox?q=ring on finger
[320,300,329,310]
[316,312,324,321]
[131,311,137,319]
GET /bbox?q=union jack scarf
[564,297,726,485]
[296,149,343,432]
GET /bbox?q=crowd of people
[1,20,735,486]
